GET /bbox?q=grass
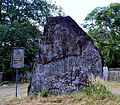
[3,91,120,105]
[0,82,29,87]
[106,81,120,87]
[2,76,120,105]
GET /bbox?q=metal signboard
[11,47,25,97]
[11,47,25,68]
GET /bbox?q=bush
[40,88,48,97]
[82,84,113,100]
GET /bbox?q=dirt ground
[0,83,29,103]
[0,82,120,104]
[108,86,120,95]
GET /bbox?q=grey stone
[28,16,103,95]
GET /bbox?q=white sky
[50,0,120,26]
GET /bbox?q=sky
[50,0,120,26]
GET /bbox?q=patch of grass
[0,82,29,88]
[4,90,120,105]
[82,84,113,100]
[107,81,120,87]
[3,75,120,105]
[2,94,27,105]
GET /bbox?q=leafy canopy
[0,0,65,72]
[0,21,40,72]
[83,3,120,67]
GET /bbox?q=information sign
[11,47,24,68]
[11,47,25,97]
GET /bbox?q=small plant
[40,88,48,97]
[81,74,115,100]
[82,83,113,100]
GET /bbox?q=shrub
[40,88,48,97]
[82,83,113,100]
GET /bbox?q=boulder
[28,16,103,95]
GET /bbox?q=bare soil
[0,83,28,103]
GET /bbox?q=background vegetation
[0,0,65,72]
[0,2,120,73]
[82,3,120,67]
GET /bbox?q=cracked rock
[28,16,103,95]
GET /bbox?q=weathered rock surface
[29,16,103,94]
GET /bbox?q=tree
[0,0,65,24]
[0,0,50,24]
[0,0,65,72]
[0,21,40,72]
[82,3,120,67]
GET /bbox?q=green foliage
[0,0,65,72]
[82,84,112,100]
[0,21,40,72]
[48,2,65,16]
[82,3,120,67]
[0,0,49,24]
[40,88,48,97]
[0,0,65,24]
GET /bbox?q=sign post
[16,69,18,97]
[11,47,25,97]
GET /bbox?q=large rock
[28,16,103,94]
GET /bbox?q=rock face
[29,16,103,94]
